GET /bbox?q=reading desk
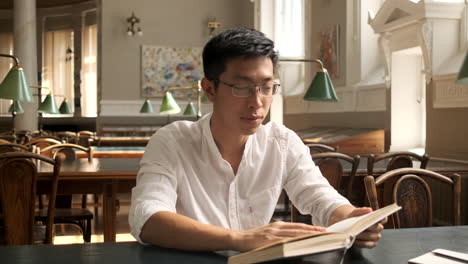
[1,226,466,264]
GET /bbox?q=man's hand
[230,221,326,252]
[347,207,386,248]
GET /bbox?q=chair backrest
[291,152,360,223]
[54,131,77,143]
[24,138,63,156]
[364,168,461,228]
[25,138,63,147]
[13,130,32,144]
[367,151,429,175]
[0,143,33,154]
[77,131,96,147]
[305,143,338,154]
[40,143,94,162]
[0,152,62,245]
[0,135,16,143]
[312,152,360,198]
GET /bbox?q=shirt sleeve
[283,131,350,227]
[128,131,178,244]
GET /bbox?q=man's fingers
[356,230,382,242]
[365,223,384,233]
[354,239,378,248]
[271,222,326,232]
[347,207,372,217]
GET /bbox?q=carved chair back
[364,168,461,228]
[0,152,61,245]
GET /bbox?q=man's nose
[247,86,263,108]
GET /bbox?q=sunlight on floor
[53,233,136,245]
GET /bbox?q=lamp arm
[279,58,326,72]
[0,53,20,67]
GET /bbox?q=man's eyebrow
[233,75,274,82]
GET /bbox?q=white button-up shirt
[129,113,350,243]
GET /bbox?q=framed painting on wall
[141,45,203,98]
[317,24,339,79]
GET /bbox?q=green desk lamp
[8,100,24,114]
[38,93,59,114]
[159,91,181,115]
[7,100,24,134]
[183,101,197,116]
[457,53,468,84]
[139,98,154,113]
[0,54,33,102]
[58,97,73,114]
[280,58,338,101]
[0,54,32,139]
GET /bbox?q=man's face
[205,56,274,136]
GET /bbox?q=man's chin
[241,126,260,136]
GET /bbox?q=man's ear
[201,78,216,103]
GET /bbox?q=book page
[327,203,401,236]
[433,249,468,262]
[408,250,468,264]
[247,232,331,253]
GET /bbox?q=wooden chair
[367,151,429,176]
[37,143,94,243]
[54,131,78,143]
[77,131,96,147]
[0,143,34,154]
[40,143,94,162]
[305,143,338,154]
[291,152,361,223]
[277,144,339,221]
[364,168,461,228]
[0,134,16,143]
[0,152,62,245]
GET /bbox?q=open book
[228,203,401,264]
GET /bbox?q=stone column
[13,0,38,131]
[72,11,83,117]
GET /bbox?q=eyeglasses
[217,79,281,98]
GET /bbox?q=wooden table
[36,157,468,242]
[37,158,141,242]
[1,226,467,264]
[77,146,145,159]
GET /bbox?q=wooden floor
[53,193,135,245]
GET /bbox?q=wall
[99,0,254,104]
[427,79,468,160]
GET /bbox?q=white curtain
[0,33,14,115]
[42,29,74,112]
[81,24,97,117]
[274,0,304,58]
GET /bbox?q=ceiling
[0,0,92,9]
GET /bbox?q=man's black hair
[202,28,278,82]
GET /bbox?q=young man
[129,28,384,252]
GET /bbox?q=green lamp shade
[38,94,59,114]
[183,101,197,116]
[0,66,33,102]
[457,53,468,84]
[59,99,73,114]
[201,91,210,103]
[159,92,181,115]
[139,99,154,113]
[303,71,338,101]
[8,100,24,114]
